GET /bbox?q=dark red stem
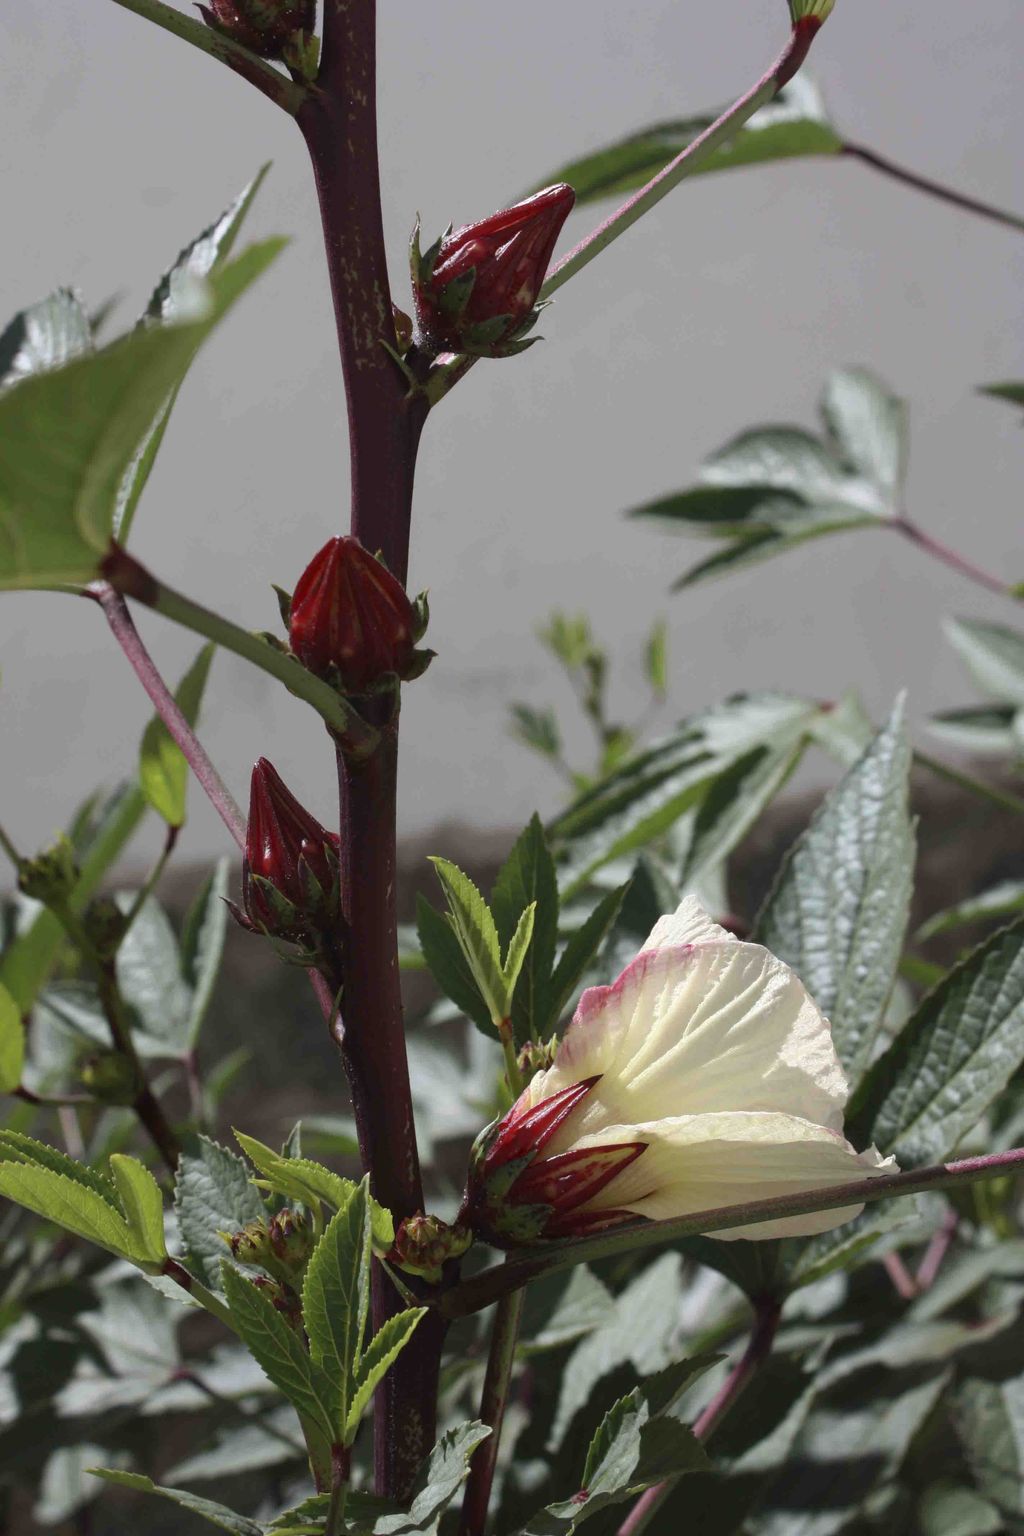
[296,1,435,1500]
[843,142,1024,237]
[894,518,1015,598]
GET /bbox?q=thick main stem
[298,1,434,1500]
[458,1288,526,1536]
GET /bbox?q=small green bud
[267,1207,314,1271]
[390,1213,473,1284]
[17,836,79,907]
[229,1219,273,1268]
[517,1036,558,1083]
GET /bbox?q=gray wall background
[1,1,1022,870]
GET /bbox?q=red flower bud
[288,537,419,693]
[242,758,339,942]
[198,0,315,58]
[462,1078,647,1247]
[412,184,575,358]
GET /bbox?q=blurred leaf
[682,741,804,887]
[181,857,231,1046]
[138,643,215,827]
[511,704,563,761]
[979,380,1024,411]
[954,1375,1024,1519]
[166,1406,304,1481]
[821,368,907,494]
[929,704,1022,758]
[756,698,914,1081]
[0,781,145,1013]
[918,1483,1003,1536]
[553,694,824,895]
[88,1470,263,1536]
[916,878,1024,943]
[397,923,427,970]
[806,690,875,767]
[222,1264,337,1462]
[538,77,841,203]
[115,165,271,543]
[546,880,631,1030]
[377,1420,492,1535]
[492,815,560,1047]
[174,1134,264,1291]
[852,916,1024,1164]
[0,980,24,1092]
[945,616,1024,707]
[34,1443,110,1526]
[0,288,92,386]
[0,240,284,590]
[520,1268,616,1355]
[645,619,668,695]
[115,893,192,1055]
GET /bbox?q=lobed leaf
[174,1134,266,1291]
[429,858,508,1024]
[491,815,560,1046]
[108,1154,168,1265]
[301,1183,372,1433]
[345,1308,426,1440]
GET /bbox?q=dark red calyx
[198,0,315,58]
[411,183,575,358]
[484,1077,600,1173]
[242,757,339,943]
[288,537,425,694]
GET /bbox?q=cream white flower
[464,897,893,1245]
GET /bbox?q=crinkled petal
[644,895,735,951]
[569,1112,893,1240]
[527,942,848,1137]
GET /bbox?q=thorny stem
[894,518,1017,600]
[542,20,822,299]
[440,1146,1024,1319]
[457,1288,525,1536]
[107,0,307,113]
[914,752,1024,820]
[297,0,434,1501]
[617,1297,783,1536]
[90,582,247,847]
[99,549,380,757]
[842,143,1024,237]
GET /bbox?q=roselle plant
[1,3,1023,1534]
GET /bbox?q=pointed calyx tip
[241,758,339,944]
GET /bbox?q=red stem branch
[894,519,1016,600]
[842,142,1024,237]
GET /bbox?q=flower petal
[528,941,848,1138]
[643,895,735,951]
[571,1112,893,1240]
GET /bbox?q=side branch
[108,0,307,113]
[843,142,1024,237]
[441,1146,1024,1318]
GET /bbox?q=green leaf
[671,512,880,589]
[138,643,215,827]
[979,380,1024,412]
[0,239,284,590]
[428,859,507,1024]
[0,288,92,386]
[510,703,562,760]
[375,1421,493,1535]
[233,1132,394,1252]
[302,1183,372,1433]
[87,1470,264,1536]
[851,916,1024,1164]
[553,694,824,896]
[916,879,1024,943]
[108,1154,167,1265]
[416,895,493,1035]
[221,1263,338,1452]
[0,780,145,1013]
[538,77,842,204]
[682,741,804,888]
[954,1375,1024,1518]
[545,880,631,1031]
[115,165,271,544]
[0,1128,120,1205]
[175,1135,265,1291]
[0,1160,135,1259]
[0,979,25,1092]
[944,616,1024,707]
[114,893,192,1054]
[929,704,1021,758]
[645,618,668,694]
[181,858,231,1046]
[502,904,537,1003]
[346,1307,426,1440]
[491,815,560,1047]
[821,368,907,494]
[918,1483,1003,1536]
[755,699,914,1081]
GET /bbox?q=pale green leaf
[375,1421,493,1535]
[756,699,914,1081]
[0,979,25,1092]
[87,1469,264,1536]
[945,617,1024,708]
[174,1135,264,1291]
[821,367,907,494]
[0,240,284,590]
[682,741,804,887]
[916,879,1024,943]
[345,1308,426,1440]
[138,643,215,827]
[0,288,92,386]
[233,1132,394,1252]
[0,1128,121,1205]
[0,1162,134,1258]
[109,1154,168,1265]
[501,902,536,1001]
[429,858,508,1024]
